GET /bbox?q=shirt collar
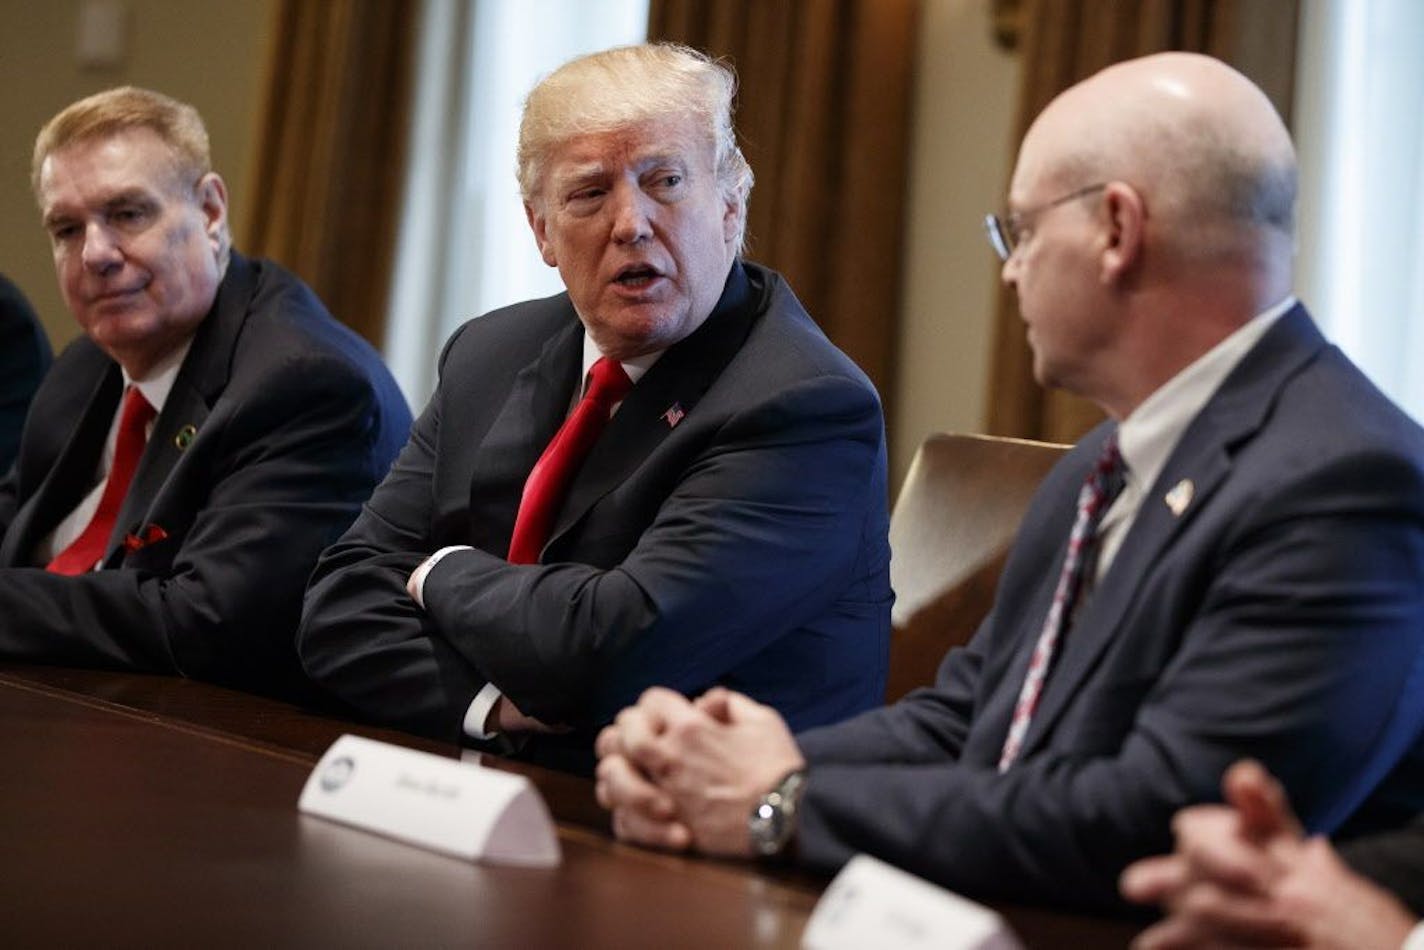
[121,335,195,415]
[1117,295,1296,496]
[579,334,662,394]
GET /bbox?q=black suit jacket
[0,273,52,472]
[300,262,892,769]
[0,253,411,698]
[794,305,1424,912]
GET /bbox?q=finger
[618,708,678,776]
[1120,854,1189,904]
[1171,807,1277,894]
[611,806,692,852]
[1172,883,1300,946]
[594,724,622,760]
[694,687,733,720]
[1131,913,1246,950]
[719,689,774,724]
[637,685,693,717]
[1223,760,1303,840]
[1131,913,1202,950]
[595,754,677,820]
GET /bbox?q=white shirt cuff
[463,682,505,740]
[408,544,473,608]
[1401,921,1424,950]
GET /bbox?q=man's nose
[81,223,123,274]
[1000,251,1019,287]
[610,185,653,245]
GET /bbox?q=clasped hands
[594,686,805,856]
[1121,760,1416,949]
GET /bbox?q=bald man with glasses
[594,52,1424,914]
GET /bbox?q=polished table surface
[0,664,1143,947]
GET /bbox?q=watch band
[749,767,807,859]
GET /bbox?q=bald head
[1001,54,1298,418]
[1018,52,1296,261]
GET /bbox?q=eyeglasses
[983,183,1107,261]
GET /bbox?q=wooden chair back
[886,433,1069,702]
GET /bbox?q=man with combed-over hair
[0,87,411,698]
[299,43,892,773]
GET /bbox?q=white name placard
[803,854,1023,950]
[298,734,561,867]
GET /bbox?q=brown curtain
[985,0,1300,443]
[649,0,919,425]
[242,0,418,348]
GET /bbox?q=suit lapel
[545,263,759,553]
[1017,305,1327,758]
[105,254,252,562]
[465,320,582,554]
[0,362,121,566]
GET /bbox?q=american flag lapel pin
[1164,478,1194,517]
[660,403,686,429]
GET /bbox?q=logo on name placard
[319,755,356,792]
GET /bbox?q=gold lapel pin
[1164,478,1194,516]
[174,424,198,451]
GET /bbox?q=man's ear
[721,191,742,247]
[1100,182,1144,284]
[197,172,229,250]
[525,201,558,267]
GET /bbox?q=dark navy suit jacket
[795,304,1424,912]
[0,273,52,472]
[300,261,892,771]
[0,254,411,699]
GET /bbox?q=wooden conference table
[0,664,1142,947]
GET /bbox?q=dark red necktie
[507,357,633,564]
[47,385,156,576]
[998,433,1126,770]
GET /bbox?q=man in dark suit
[0,87,411,699]
[0,273,53,471]
[594,52,1424,912]
[298,43,891,774]
[1123,760,1424,948]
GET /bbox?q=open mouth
[614,265,661,288]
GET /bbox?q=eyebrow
[555,151,691,186]
[43,187,156,229]
[554,163,608,189]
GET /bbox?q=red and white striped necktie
[999,434,1126,771]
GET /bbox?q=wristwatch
[748,768,807,859]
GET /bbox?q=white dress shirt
[36,338,194,566]
[407,334,661,740]
[1093,296,1295,581]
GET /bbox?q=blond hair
[517,43,754,250]
[33,86,212,199]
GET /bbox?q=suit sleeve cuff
[463,681,505,740]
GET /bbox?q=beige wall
[891,0,1022,487]
[0,0,271,350]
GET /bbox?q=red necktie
[998,434,1126,771]
[47,385,156,575]
[507,357,634,564]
